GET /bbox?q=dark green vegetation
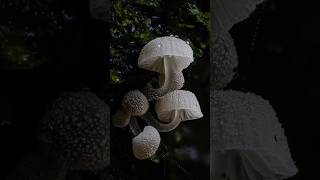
[110,0,210,180]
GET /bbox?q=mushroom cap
[122,90,149,116]
[159,72,185,90]
[213,0,265,31]
[155,90,203,123]
[138,36,193,73]
[38,91,110,171]
[132,126,161,160]
[211,30,238,89]
[211,90,298,179]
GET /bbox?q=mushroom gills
[141,111,181,132]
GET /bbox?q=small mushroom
[138,36,193,100]
[112,90,149,128]
[38,91,110,171]
[132,126,161,160]
[211,90,298,179]
[143,90,203,132]
[211,30,238,89]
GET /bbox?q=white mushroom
[211,90,298,180]
[112,90,149,128]
[138,36,193,100]
[143,90,203,132]
[132,126,161,160]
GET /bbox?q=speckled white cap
[155,90,203,123]
[132,126,161,160]
[211,90,298,179]
[138,36,193,73]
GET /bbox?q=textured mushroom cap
[211,90,298,179]
[38,91,110,171]
[159,72,185,90]
[155,90,203,123]
[138,36,193,73]
[132,126,161,160]
[213,0,265,31]
[122,90,149,116]
[211,30,238,89]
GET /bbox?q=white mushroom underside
[155,90,203,122]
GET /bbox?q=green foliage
[110,0,210,84]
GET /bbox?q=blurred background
[226,0,319,179]
[0,0,210,179]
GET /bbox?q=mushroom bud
[112,90,149,128]
[138,36,193,100]
[211,90,298,179]
[143,90,203,132]
[132,126,161,160]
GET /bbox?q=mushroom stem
[112,109,131,128]
[142,71,184,101]
[141,111,181,132]
[129,117,142,136]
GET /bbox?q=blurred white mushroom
[211,30,238,89]
[211,0,265,89]
[213,0,265,32]
[112,90,149,128]
[211,90,298,180]
[138,36,193,100]
[143,90,203,132]
[132,126,161,160]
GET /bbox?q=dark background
[228,0,319,179]
[0,0,318,179]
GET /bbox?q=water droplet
[157,44,161,48]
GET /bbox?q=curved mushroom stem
[141,111,181,132]
[112,109,131,128]
[129,117,142,136]
[142,71,184,101]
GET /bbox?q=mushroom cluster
[112,36,203,160]
[211,0,298,179]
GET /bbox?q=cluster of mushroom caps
[112,36,203,160]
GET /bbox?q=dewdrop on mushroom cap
[138,36,193,73]
[138,36,193,100]
[211,90,298,179]
[132,126,161,160]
